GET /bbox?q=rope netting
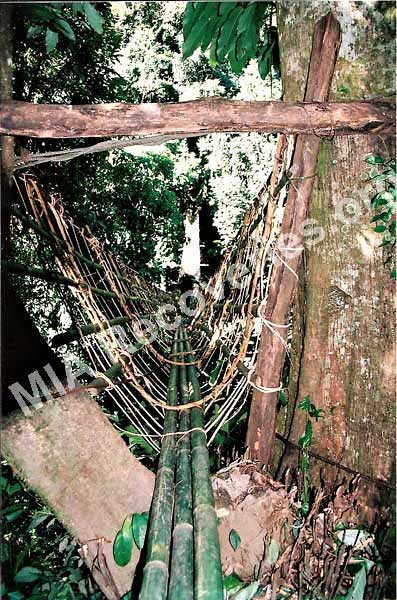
[10,135,293,453]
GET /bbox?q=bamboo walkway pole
[138,330,179,600]
[168,336,194,600]
[182,328,223,600]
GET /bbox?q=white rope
[247,367,283,394]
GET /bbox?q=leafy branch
[366,156,396,279]
[182,1,278,80]
[23,2,104,53]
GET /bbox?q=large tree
[273,1,395,504]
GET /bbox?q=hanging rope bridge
[4,147,291,597]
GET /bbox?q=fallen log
[0,97,394,139]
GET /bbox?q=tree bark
[276,1,395,501]
[2,392,155,600]
[0,5,67,415]
[0,98,394,139]
[246,13,342,465]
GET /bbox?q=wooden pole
[245,13,342,465]
[0,98,394,139]
[2,260,157,306]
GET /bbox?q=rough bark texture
[0,98,394,138]
[246,13,341,464]
[1,392,155,600]
[276,2,396,501]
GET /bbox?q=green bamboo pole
[138,330,179,600]
[182,328,223,600]
[168,337,194,600]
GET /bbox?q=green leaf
[200,5,221,52]
[71,2,86,14]
[8,592,24,600]
[27,25,44,39]
[113,515,134,567]
[83,3,104,34]
[29,5,56,23]
[345,566,366,600]
[14,566,42,584]
[236,4,257,60]
[209,359,223,384]
[224,573,244,594]
[5,509,23,522]
[267,538,280,565]
[391,268,396,280]
[298,395,312,412]
[217,6,243,63]
[183,3,217,58]
[27,511,51,531]
[53,18,75,41]
[365,156,384,165]
[132,512,149,550]
[45,28,59,53]
[228,36,248,74]
[298,420,313,450]
[258,35,275,80]
[229,528,241,551]
[183,2,198,40]
[373,225,386,233]
[231,581,260,600]
[279,390,288,407]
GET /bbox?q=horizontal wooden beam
[0,98,394,138]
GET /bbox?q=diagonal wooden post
[245,13,342,465]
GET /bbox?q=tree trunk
[2,392,155,600]
[276,1,395,507]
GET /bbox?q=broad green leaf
[5,509,23,522]
[224,573,244,594]
[373,225,386,233]
[27,511,51,531]
[200,4,221,52]
[183,2,198,40]
[132,512,149,550]
[71,2,86,13]
[113,514,134,567]
[53,18,75,41]
[27,25,44,39]
[365,156,384,165]
[298,420,312,450]
[391,268,396,280]
[83,3,104,34]
[29,5,56,23]
[231,581,260,600]
[228,36,248,75]
[14,566,42,584]
[236,4,257,59]
[45,28,59,53]
[217,6,243,63]
[258,37,275,80]
[183,2,217,58]
[345,566,366,600]
[8,592,24,600]
[229,528,241,551]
